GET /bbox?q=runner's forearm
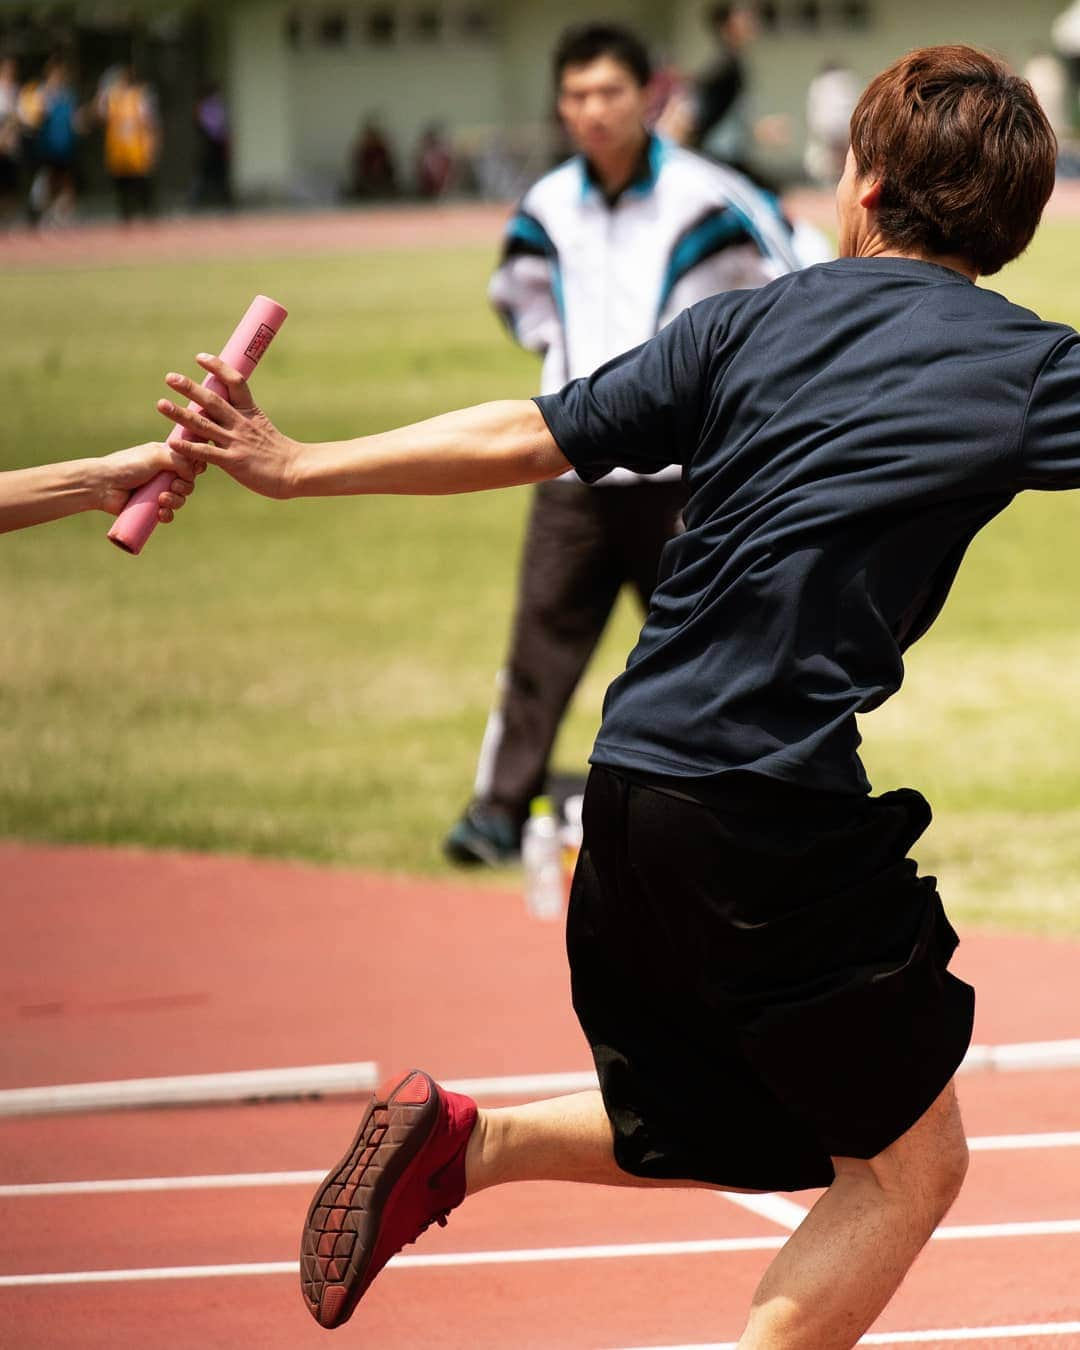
[0,459,106,533]
[287,400,568,498]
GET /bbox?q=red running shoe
[300,1068,478,1329]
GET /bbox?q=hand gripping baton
[108,294,288,555]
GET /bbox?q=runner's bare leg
[465,1082,967,1348]
[466,1090,757,1192]
[737,1081,969,1349]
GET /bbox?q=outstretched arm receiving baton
[109,295,288,554]
[155,356,571,501]
[0,443,199,537]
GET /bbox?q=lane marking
[968,1130,1080,1152]
[0,1239,788,1286]
[959,1040,1080,1074]
[3,1035,1080,1118]
[4,1128,1080,1197]
[721,1193,808,1229]
[3,1218,1080,1286]
[0,1171,327,1198]
[442,1070,598,1097]
[612,1322,1080,1348]
[446,1039,1080,1099]
[0,1063,378,1117]
[932,1219,1080,1241]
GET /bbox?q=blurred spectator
[192,82,231,207]
[0,56,20,222]
[349,116,397,199]
[692,3,757,172]
[690,3,789,187]
[444,21,808,866]
[414,123,453,197]
[19,56,84,227]
[98,64,159,222]
[1024,51,1069,140]
[803,60,859,186]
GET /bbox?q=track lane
[3,1233,1080,1350]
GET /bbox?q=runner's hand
[157,355,300,500]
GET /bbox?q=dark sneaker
[300,1068,478,1330]
[443,803,519,866]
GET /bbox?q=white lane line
[3,1035,1080,1119]
[611,1322,1080,1348]
[968,1131,1080,1152]
[447,1040,1080,1098]
[0,1262,300,1287]
[721,1193,808,1230]
[959,1040,1080,1074]
[0,1238,788,1287]
[933,1219,1080,1241]
[4,1217,1080,1287]
[442,1070,599,1098]
[3,1127,1080,1197]
[0,1171,326,1198]
[0,1063,379,1117]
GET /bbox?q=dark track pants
[475,478,686,823]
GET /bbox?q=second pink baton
[108,294,288,555]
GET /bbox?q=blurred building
[0,1,1071,205]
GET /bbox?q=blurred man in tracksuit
[445,21,817,865]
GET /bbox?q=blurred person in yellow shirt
[98,64,159,222]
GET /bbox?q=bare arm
[157,356,571,500]
[0,445,197,536]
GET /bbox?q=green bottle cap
[530,795,554,817]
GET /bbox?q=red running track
[1,841,1080,1348]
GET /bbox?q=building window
[319,11,349,46]
[801,0,821,28]
[459,7,495,42]
[412,8,443,41]
[757,0,872,32]
[836,0,871,29]
[365,8,397,43]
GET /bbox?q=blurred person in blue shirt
[19,55,85,226]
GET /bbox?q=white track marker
[441,1070,599,1097]
[4,1127,1080,1199]
[959,1039,1080,1074]
[721,1193,808,1229]
[5,1218,1080,1287]
[5,1036,1080,1119]
[445,1038,1080,1101]
[968,1130,1080,1152]
[0,1171,326,1198]
[932,1218,1080,1241]
[0,1063,378,1117]
[611,1323,1080,1349]
[0,1239,788,1287]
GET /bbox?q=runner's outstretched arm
[157,355,569,502]
[0,445,198,535]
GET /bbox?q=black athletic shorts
[566,765,975,1192]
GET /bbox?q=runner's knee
[835,1085,969,1220]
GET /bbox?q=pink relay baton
[107,294,288,555]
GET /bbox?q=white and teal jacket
[490,134,819,484]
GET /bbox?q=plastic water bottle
[561,793,584,877]
[522,795,564,921]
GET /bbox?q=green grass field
[3,221,1080,933]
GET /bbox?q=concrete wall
[219,0,1071,201]
[227,0,295,201]
[228,0,673,201]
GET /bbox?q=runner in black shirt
[160,45,1062,1349]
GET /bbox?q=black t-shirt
[535,256,1080,794]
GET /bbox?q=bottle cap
[529,795,554,817]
